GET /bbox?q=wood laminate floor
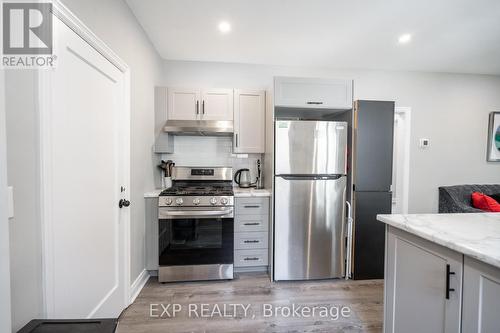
[117,273,383,333]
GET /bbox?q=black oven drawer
[158,216,234,267]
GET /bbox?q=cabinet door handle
[446,264,456,299]
[244,222,260,226]
[244,205,260,208]
[244,240,259,244]
[196,100,199,115]
[307,101,324,105]
[235,134,238,147]
[244,257,260,261]
[202,100,205,114]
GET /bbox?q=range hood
[163,120,233,136]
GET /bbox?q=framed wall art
[487,112,500,162]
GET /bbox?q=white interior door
[41,16,129,318]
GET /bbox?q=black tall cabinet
[352,100,395,280]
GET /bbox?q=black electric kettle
[234,168,253,188]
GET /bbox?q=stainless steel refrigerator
[274,120,348,281]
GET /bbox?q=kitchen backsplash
[160,136,262,186]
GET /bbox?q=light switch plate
[7,186,14,219]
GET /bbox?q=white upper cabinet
[274,77,353,109]
[233,90,266,153]
[167,88,200,120]
[167,88,233,121]
[201,89,234,121]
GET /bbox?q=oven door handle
[159,208,233,218]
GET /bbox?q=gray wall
[5,0,163,330]
[60,0,163,290]
[162,60,500,213]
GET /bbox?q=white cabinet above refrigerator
[274,77,353,110]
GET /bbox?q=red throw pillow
[471,192,500,212]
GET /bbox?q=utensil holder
[163,177,172,189]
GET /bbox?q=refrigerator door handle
[345,200,353,280]
[277,175,343,180]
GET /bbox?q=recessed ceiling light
[218,21,231,34]
[398,34,412,44]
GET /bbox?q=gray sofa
[438,184,500,213]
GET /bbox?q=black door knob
[119,199,131,208]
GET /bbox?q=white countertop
[377,213,500,269]
[144,189,163,198]
[233,187,272,197]
[144,187,271,198]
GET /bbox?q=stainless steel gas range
[158,166,234,282]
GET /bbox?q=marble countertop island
[377,213,500,269]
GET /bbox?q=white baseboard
[129,269,149,304]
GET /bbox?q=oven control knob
[220,198,228,205]
[193,198,200,205]
[209,197,218,205]
[165,198,173,206]
[175,198,184,205]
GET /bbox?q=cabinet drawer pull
[244,257,260,261]
[306,101,323,105]
[446,264,456,300]
[244,240,259,244]
[244,222,260,226]
[244,205,260,208]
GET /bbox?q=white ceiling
[126,0,500,74]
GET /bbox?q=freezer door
[274,176,347,280]
[275,120,347,175]
[353,191,392,280]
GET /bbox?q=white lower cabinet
[462,256,500,332]
[385,226,462,333]
[234,232,269,250]
[385,225,500,333]
[234,249,268,267]
[145,197,159,271]
[234,197,270,271]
